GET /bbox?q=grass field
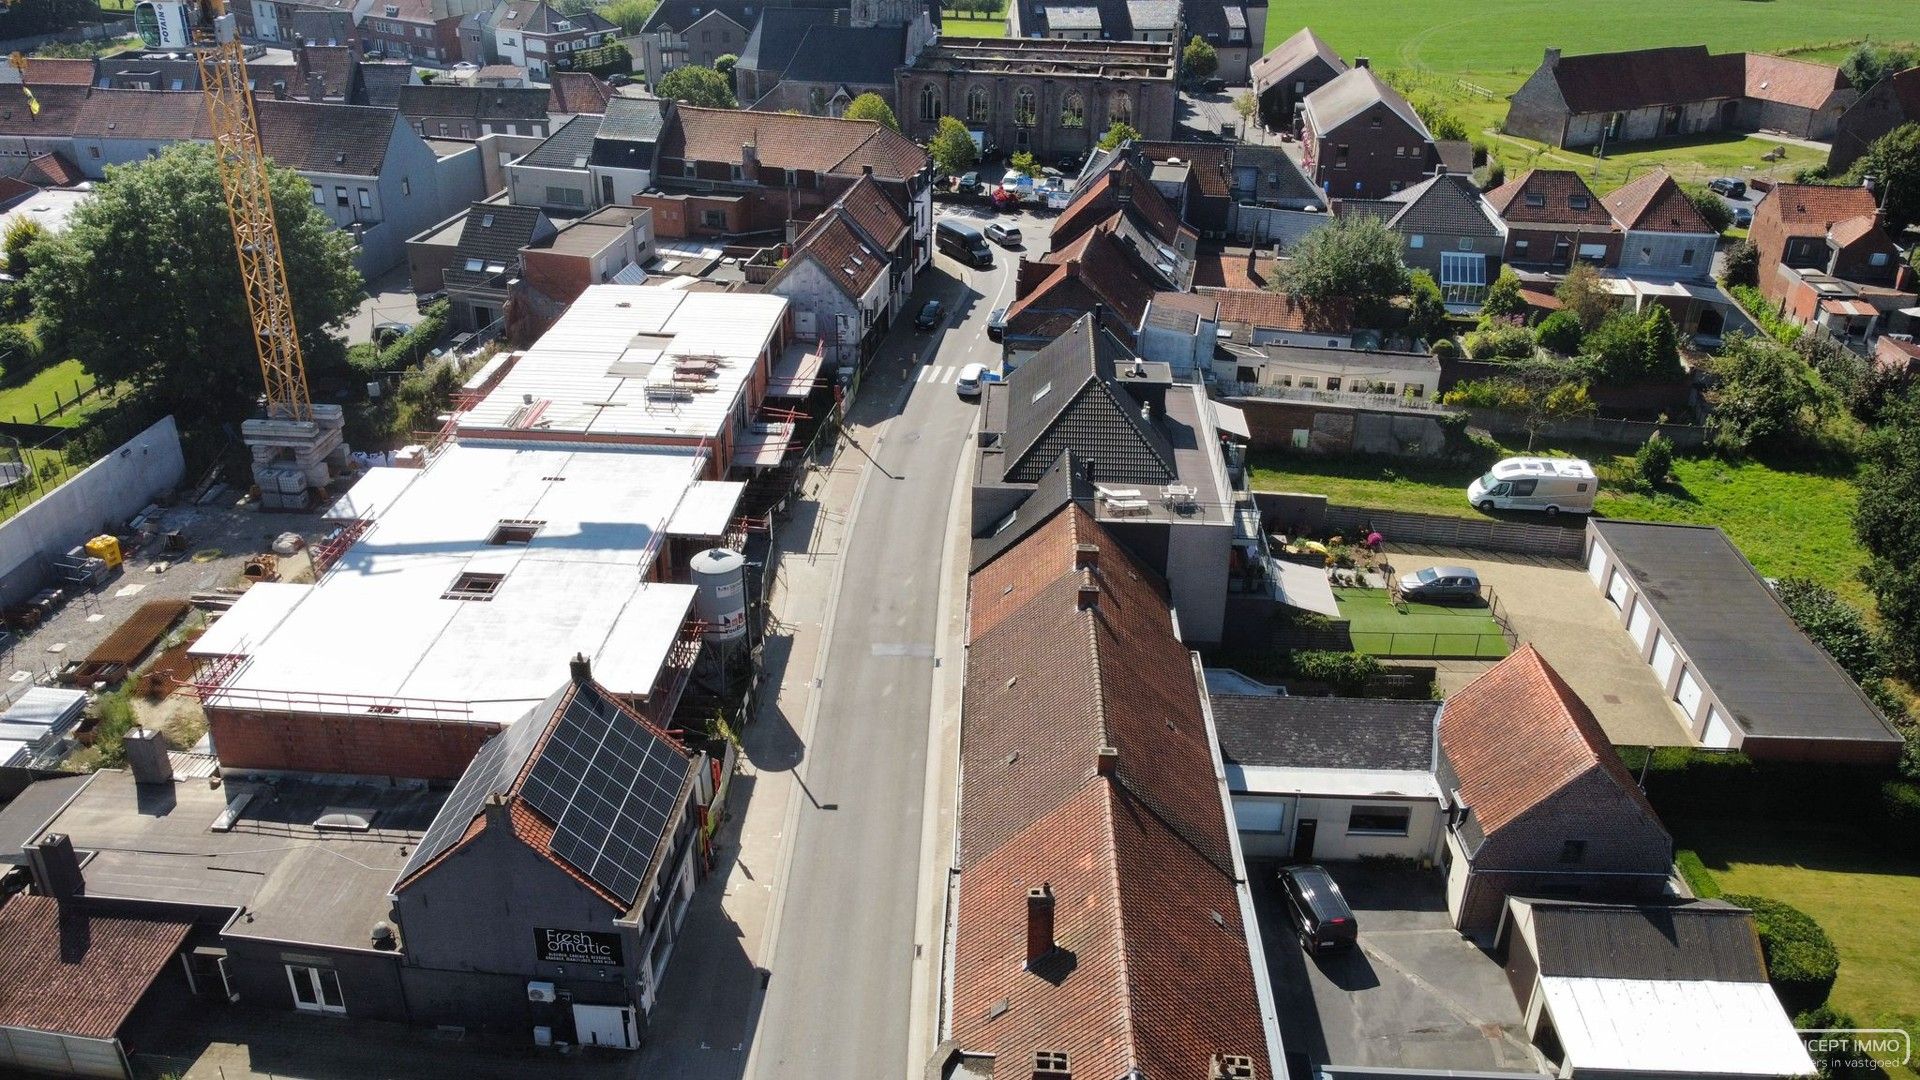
[940,3,1007,36]
[1251,450,1871,610]
[1679,817,1920,1080]
[0,360,105,428]
[1335,587,1511,659]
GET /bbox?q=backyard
[0,359,109,427]
[939,1,1007,36]
[1335,586,1511,659]
[1250,449,1871,610]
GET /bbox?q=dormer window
[1524,193,1546,209]
[384,3,398,15]
[1569,195,1590,210]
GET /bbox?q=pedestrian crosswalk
[915,364,964,384]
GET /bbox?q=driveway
[1257,860,1543,1073]
[340,266,421,346]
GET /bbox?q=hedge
[1675,849,1721,899]
[1727,893,1838,1012]
[1289,650,1382,694]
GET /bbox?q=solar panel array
[519,685,688,904]
[397,689,557,883]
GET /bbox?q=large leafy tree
[1703,332,1827,452]
[655,65,737,108]
[29,143,362,416]
[601,0,659,34]
[929,116,978,175]
[1845,122,1920,232]
[1277,215,1408,323]
[1856,400,1920,677]
[1182,36,1218,82]
[843,92,899,132]
[1555,262,1616,331]
[1096,120,1141,150]
[1682,183,1733,233]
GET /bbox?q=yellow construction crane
[137,0,312,423]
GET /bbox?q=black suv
[1277,864,1358,954]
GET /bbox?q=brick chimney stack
[570,652,592,683]
[1025,884,1055,965]
[1096,745,1118,777]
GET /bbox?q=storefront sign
[535,927,624,967]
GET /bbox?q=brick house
[1600,169,1717,280]
[359,0,472,64]
[635,0,797,88]
[1437,646,1674,936]
[1335,171,1503,304]
[397,82,552,138]
[1829,66,1920,175]
[765,175,915,362]
[1249,26,1345,131]
[1749,182,1913,343]
[1299,61,1433,199]
[486,0,617,81]
[1484,168,1621,270]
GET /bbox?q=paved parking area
[1387,543,1694,747]
[1256,860,1542,1073]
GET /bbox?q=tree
[1682,183,1734,233]
[1096,120,1141,150]
[1637,303,1684,382]
[1534,309,1584,355]
[1855,404,1920,677]
[1722,239,1759,288]
[601,0,659,35]
[655,65,736,108]
[572,41,633,78]
[712,53,738,82]
[1411,94,1469,142]
[1480,265,1525,320]
[1633,430,1674,489]
[1232,90,1258,127]
[1584,308,1647,382]
[1841,42,1917,92]
[843,92,899,131]
[1008,150,1041,178]
[1277,215,1409,323]
[1555,262,1616,331]
[929,115,978,175]
[1182,36,1218,82]
[1845,122,1920,231]
[1704,332,1826,452]
[4,216,47,280]
[1405,270,1445,342]
[1440,359,1593,451]
[28,143,362,417]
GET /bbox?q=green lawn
[939,15,1008,37]
[1335,587,1511,659]
[1680,818,1920,1080]
[1251,450,1871,610]
[0,360,106,428]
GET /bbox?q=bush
[1633,430,1674,489]
[571,41,632,78]
[377,299,449,370]
[1288,650,1382,693]
[1723,239,1759,288]
[1773,577,1884,685]
[1729,284,1803,345]
[1585,308,1653,382]
[1534,309,1583,355]
[1480,266,1526,320]
[1727,893,1839,1011]
[1463,318,1534,360]
[1484,160,1505,189]
[1442,377,1532,410]
[1430,337,1456,360]
[1675,849,1721,899]
[90,681,140,769]
[0,322,38,373]
[1884,780,1920,840]
[345,341,381,375]
[1795,1005,1881,1079]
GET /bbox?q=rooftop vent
[315,808,375,832]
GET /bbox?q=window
[1060,92,1084,128]
[1458,237,1474,251]
[967,85,990,123]
[333,186,348,207]
[1298,376,1317,389]
[1524,192,1546,209]
[1369,112,1381,128]
[1348,805,1411,835]
[1512,238,1529,255]
[1110,91,1130,126]
[1389,180,1404,192]
[1015,88,1036,127]
[1871,251,1891,267]
[1326,377,1342,391]
[437,122,449,136]
[683,161,698,178]
[286,965,345,1015]
[546,186,586,207]
[312,186,323,204]
[1333,144,1348,168]
[729,163,744,181]
[402,178,411,196]
[784,167,798,186]
[1409,235,1424,249]
[1681,248,1695,266]
[1569,194,1590,210]
[1408,384,1425,399]
[1439,250,1488,304]
[488,519,545,545]
[700,208,727,228]
[1560,839,1588,864]
[464,257,484,271]
[445,572,505,600]
[1034,1051,1070,1072]
[1639,246,1653,264]
[919,84,942,122]
[1228,26,1243,41]
[357,188,372,209]
[1394,145,1406,157]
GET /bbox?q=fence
[1461,407,1710,449]
[1322,504,1588,559]
[1222,381,1452,414]
[2,376,111,426]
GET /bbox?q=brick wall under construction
[207,707,501,782]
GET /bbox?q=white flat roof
[189,582,311,658]
[666,479,745,538]
[0,187,92,237]
[1540,977,1816,1077]
[1228,763,1441,800]
[322,466,417,522]
[202,444,710,726]
[457,285,787,443]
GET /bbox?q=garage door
[1627,600,1653,650]
[1650,633,1678,687]
[1587,543,1609,586]
[1606,568,1632,609]
[1701,705,1738,748]
[1674,666,1705,719]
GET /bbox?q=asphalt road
[745,221,1022,1080]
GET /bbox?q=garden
[1334,586,1510,660]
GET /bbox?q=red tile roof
[1192,247,1282,290]
[24,151,81,188]
[834,173,908,249]
[781,208,888,298]
[20,57,96,86]
[547,71,612,115]
[1198,285,1351,334]
[0,893,193,1039]
[1763,182,1880,236]
[664,105,928,179]
[1744,54,1849,111]
[1601,170,1714,234]
[1051,158,1191,253]
[1011,224,1161,332]
[1134,140,1231,199]
[0,175,37,208]
[1485,168,1615,228]
[954,505,1271,1078]
[1438,646,1665,840]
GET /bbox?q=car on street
[1277,864,1357,955]
[1708,177,1746,198]
[955,362,996,397]
[958,170,980,192]
[1733,206,1753,228]
[1199,77,1227,92]
[986,307,1007,342]
[913,299,944,331]
[1397,566,1483,602]
[984,222,1022,247]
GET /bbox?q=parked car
[913,299,944,331]
[1200,77,1227,92]
[373,321,413,346]
[1467,455,1597,515]
[1398,566,1483,602]
[958,170,980,192]
[955,362,996,397]
[1708,177,1746,198]
[987,307,1007,342]
[1733,206,1753,228]
[1277,864,1357,955]
[984,222,1022,247]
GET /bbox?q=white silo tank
[690,548,748,643]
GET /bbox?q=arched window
[1060,92,1085,128]
[919,84,943,122]
[967,85,990,124]
[1014,87,1036,128]
[1110,92,1131,126]
[809,87,827,115]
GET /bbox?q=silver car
[1398,566,1482,602]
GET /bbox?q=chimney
[569,652,592,683]
[1543,46,1561,68]
[1073,543,1099,569]
[1354,56,1369,69]
[1096,745,1118,776]
[1090,301,1105,329]
[1082,457,1096,484]
[28,834,83,904]
[124,727,172,785]
[1078,579,1100,610]
[741,142,758,174]
[1025,884,1055,965]
[308,71,327,101]
[272,79,289,100]
[863,163,874,176]
[482,792,512,828]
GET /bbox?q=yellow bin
[85,534,122,568]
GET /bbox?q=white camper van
[1467,457,1597,516]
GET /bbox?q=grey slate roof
[781,24,906,86]
[518,111,602,168]
[738,5,841,77]
[1304,66,1430,139]
[1000,315,1176,486]
[1250,27,1346,91]
[597,93,669,142]
[1527,900,1769,983]
[1381,172,1502,236]
[971,450,1095,571]
[1233,144,1321,206]
[1590,520,1903,748]
[1123,0,1177,28]
[453,203,550,264]
[1211,696,1439,771]
[397,83,551,121]
[359,62,413,108]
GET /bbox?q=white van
[1467,457,1597,516]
